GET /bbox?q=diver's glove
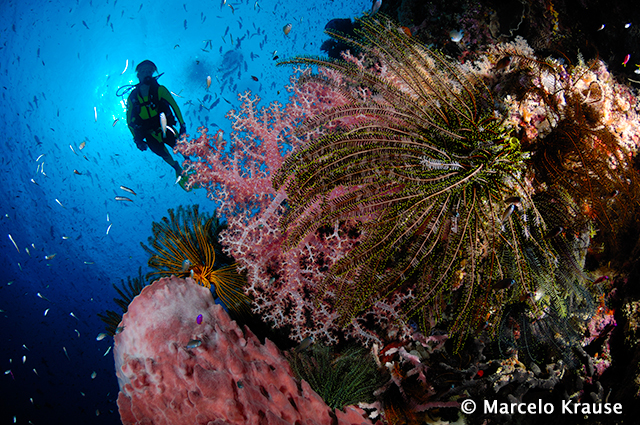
[135,138,147,151]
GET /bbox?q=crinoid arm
[140,205,251,316]
[274,15,595,352]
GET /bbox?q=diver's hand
[135,139,147,151]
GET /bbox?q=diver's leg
[146,133,183,176]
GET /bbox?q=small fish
[593,275,610,285]
[115,325,125,334]
[36,154,45,161]
[63,346,70,360]
[70,312,79,320]
[625,23,632,29]
[104,346,112,356]
[96,333,107,341]
[106,223,112,235]
[115,196,133,202]
[94,106,97,122]
[62,236,69,240]
[505,196,521,205]
[74,329,80,337]
[84,261,94,265]
[121,59,128,75]
[185,339,202,349]
[160,112,167,137]
[175,175,183,186]
[8,234,19,252]
[597,24,605,31]
[449,29,463,42]
[44,308,49,316]
[283,23,292,36]
[196,314,203,324]
[251,75,259,81]
[295,336,314,352]
[37,292,51,302]
[73,169,82,175]
[79,140,86,150]
[70,144,77,154]
[112,118,119,127]
[494,56,512,71]
[91,371,97,379]
[206,75,212,89]
[119,185,136,196]
[45,253,57,260]
[30,178,38,185]
[492,278,515,290]
[22,356,26,364]
[623,54,631,67]
[22,344,29,351]
[33,368,38,376]
[371,0,382,14]
[501,204,515,222]
[55,198,65,208]
[545,226,564,239]
[181,259,192,272]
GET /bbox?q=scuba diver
[125,60,188,187]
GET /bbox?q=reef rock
[114,276,372,425]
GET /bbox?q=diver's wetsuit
[126,79,186,176]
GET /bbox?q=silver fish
[185,339,202,349]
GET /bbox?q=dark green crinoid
[98,267,147,336]
[286,344,385,410]
[275,15,594,350]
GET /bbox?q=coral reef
[273,15,598,352]
[114,276,374,425]
[141,205,250,314]
[177,70,412,346]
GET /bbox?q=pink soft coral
[176,65,413,347]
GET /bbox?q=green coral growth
[287,345,385,410]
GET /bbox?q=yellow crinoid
[141,205,251,315]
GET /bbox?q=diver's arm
[126,93,137,138]
[158,86,185,126]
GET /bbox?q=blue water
[0,0,367,423]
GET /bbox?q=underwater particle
[196,314,203,324]
[283,23,292,35]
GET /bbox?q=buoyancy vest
[129,79,176,133]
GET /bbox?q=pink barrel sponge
[114,276,373,425]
